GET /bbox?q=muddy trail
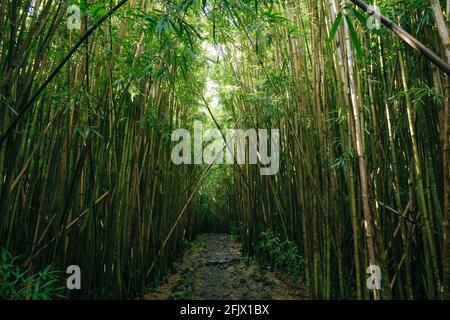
[146,234,304,300]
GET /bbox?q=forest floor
[145,233,305,300]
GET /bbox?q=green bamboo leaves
[326,10,363,59]
[327,11,343,45]
[0,0,448,301]
[223,0,448,300]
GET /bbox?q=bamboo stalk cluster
[0,0,208,298]
[0,0,448,300]
[221,0,449,299]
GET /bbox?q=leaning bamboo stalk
[0,0,131,146]
[349,0,450,74]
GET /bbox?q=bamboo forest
[0,0,449,302]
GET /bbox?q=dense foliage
[0,248,65,299]
[0,0,448,299]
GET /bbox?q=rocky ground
[145,233,304,300]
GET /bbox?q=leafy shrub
[0,248,66,300]
[229,221,240,241]
[255,230,304,281]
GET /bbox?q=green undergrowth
[0,248,66,300]
[254,230,304,282]
[169,235,208,300]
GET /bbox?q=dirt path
[146,234,304,300]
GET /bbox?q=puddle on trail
[145,233,304,300]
